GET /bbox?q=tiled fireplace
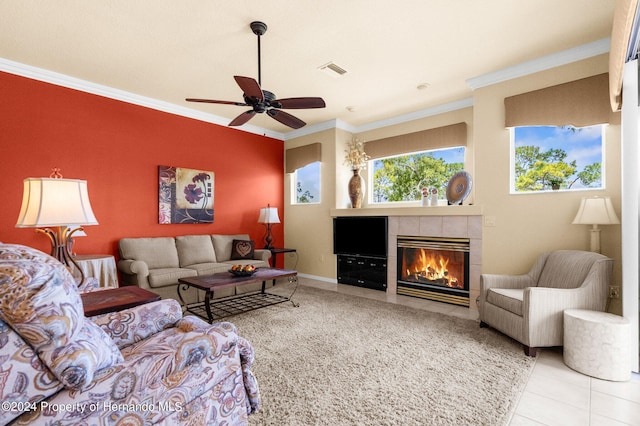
[397,235,470,306]
[386,215,482,310]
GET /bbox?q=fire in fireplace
[397,236,470,306]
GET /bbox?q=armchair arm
[254,249,271,263]
[90,299,183,349]
[479,273,535,306]
[175,318,261,414]
[238,336,261,414]
[523,286,598,347]
[117,259,150,287]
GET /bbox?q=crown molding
[466,38,610,90]
[353,98,474,134]
[2,37,610,141]
[0,57,285,140]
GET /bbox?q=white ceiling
[0,1,615,136]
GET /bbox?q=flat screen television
[333,216,388,257]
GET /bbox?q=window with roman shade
[506,74,612,193]
[364,122,467,159]
[504,73,617,128]
[285,142,321,173]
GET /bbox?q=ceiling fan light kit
[186,21,325,129]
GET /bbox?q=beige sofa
[118,234,271,301]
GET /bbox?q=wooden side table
[72,254,118,288]
[269,248,297,268]
[81,287,161,317]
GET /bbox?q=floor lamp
[15,176,99,286]
[572,196,620,254]
[258,204,280,249]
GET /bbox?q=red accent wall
[0,71,284,261]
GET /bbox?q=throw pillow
[230,239,255,260]
[0,244,123,390]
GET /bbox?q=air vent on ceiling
[318,61,348,77]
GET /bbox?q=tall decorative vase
[348,169,365,208]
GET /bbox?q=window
[292,161,320,204]
[511,125,604,193]
[370,147,465,203]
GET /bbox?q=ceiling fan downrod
[250,21,267,86]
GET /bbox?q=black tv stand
[337,254,387,291]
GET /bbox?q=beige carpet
[230,284,536,426]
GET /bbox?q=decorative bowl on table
[228,265,257,277]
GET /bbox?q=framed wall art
[159,165,214,224]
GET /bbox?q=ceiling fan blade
[229,110,256,126]
[267,109,306,129]
[234,76,263,102]
[186,98,247,106]
[274,97,326,109]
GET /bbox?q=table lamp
[258,204,280,249]
[15,174,98,285]
[572,196,620,253]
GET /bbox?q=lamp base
[37,226,86,286]
[263,223,275,250]
[590,226,602,254]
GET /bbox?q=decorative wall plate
[446,171,472,205]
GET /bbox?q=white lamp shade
[16,178,98,227]
[572,196,620,225]
[258,206,280,224]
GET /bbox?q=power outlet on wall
[609,285,621,299]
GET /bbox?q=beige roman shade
[364,123,467,160]
[285,142,321,173]
[504,74,614,128]
[609,0,638,111]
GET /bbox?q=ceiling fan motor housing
[245,90,277,113]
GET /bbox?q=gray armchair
[479,250,613,356]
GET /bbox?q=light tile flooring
[297,277,640,426]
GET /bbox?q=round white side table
[563,309,631,381]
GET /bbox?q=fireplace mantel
[330,205,483,217]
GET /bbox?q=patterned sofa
[0,243,260,425]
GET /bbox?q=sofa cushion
[186,262,231,276]
[212,234,251,262]
[176,235,217,266]
[231,239,255,260]
[0,245,123,390]
[537,250,598,289]
[119,237,180,269]
[148,267,198,288]
[486,288,524,317]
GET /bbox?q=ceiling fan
[186,21,326,129]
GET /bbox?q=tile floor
[297,277,640,426]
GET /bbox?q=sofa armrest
[254,249,271,263]
[90,299,183,349]
[117,259,150,287]
[238,336,261,414]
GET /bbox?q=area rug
[230,284,536,426]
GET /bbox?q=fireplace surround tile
[442,216,469,238]
[419,216,443,236]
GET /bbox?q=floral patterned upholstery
[0,244,261,425]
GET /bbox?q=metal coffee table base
[178,270,299,323]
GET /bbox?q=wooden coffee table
[178,268,298,323]
[81,286,161,317]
